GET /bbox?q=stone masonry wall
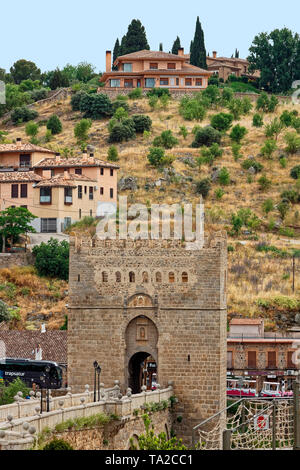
[0,253,34,269]
[68,233,227,444]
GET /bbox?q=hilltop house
[0,139,119,234]
[100,48,211,90]
[184,51,260,82]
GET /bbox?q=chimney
[213,51,217,59]
[82,152,88,162]
[16,137,22,146]
[55,152,61,163]
[178,47,184,57]
[64,170,70,179]
[106,50,112,72]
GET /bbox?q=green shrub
[147,147,172,167]
[261,139,277,159]
[111,99,130,114]
[198,143,223,166]
[258,175,271,191]
[74,118,92,145]
[79,93,113,119]
[218,167,230,186]
[280,189,300,203]
[32,238,69,280]
[231,142,242,160]
[147,88,170,98]
[25,121,39,139]
[179,96,206,121]
[108,118,136,143]
[153,130,178,149]
[284,131,300,154]
[215,188,225,199]
[148,95,159,111]
[252,113,264,128]
[179,126,188,139]
[195,178,211,198]
[107,145,119,161]
[132,114,152,133]
[279,155,287,168]
[0,300,10,323]
[201,85,221,107]
[280,110,295,127]
[277,201,290,220]
[46,115,62,135]
[279,227,295,237]
[290,165,300,180]
[43,439,73,451]
[0,378,30,406]
[11,106,38,124]
[262,198,274,214]
[160,94,170,110]
[191,126,221,148]
[230,124,247,143]
[256,93,278,113]
[241,159,263,173]
[210,113,233,132]
[71,91,87,111]
[265,117,283,140]
[221,87,234,105]
[128,88,143,99]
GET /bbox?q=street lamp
[96,365,102,402]
[93,361,98,402]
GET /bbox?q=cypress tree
[119,35,127,56]
[235,49,240,58]
[159,43,163,51]
[190,17,207,69]
[122,19,149,55]
[171,36,181,55]
[112,38,120,70]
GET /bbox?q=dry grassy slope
[1,95,300,330]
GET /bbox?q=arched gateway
[68,234,227,444]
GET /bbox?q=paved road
[28,232,69,247]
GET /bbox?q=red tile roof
[0,143,55,155]
[0,330,67,364]
[33,156,119,170]
[35,173,96,188]
[0,171,43,183]
[115,49,186,63]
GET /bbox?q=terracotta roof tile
[0,330,67,364]
[35,173,96,188]
[33,156,119,170]
[115,50,186,63]
[0,171,43,183]
[0,143,55,155]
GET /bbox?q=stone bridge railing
[0,382,174,450]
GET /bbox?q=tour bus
[0,358,63,389]
[227,378,258,397]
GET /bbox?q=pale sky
[1,0,299,73]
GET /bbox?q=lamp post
[93,361,98,403]
[96,365,101,402]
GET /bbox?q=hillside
[1,91,300,330]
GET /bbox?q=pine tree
[171,36,181,55]
[122,19,149,55]
[190,17,207,69]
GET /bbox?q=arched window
[155,272,162,283]
[142,272,149,283]
[116,272,121,283]
[169,272,175,283]
[102,272,108,282]
[129,272,135,283]
[182,272,188,283]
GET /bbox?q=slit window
[129,272,135,283]
[156,272,162,283]
[116,272,121,283]
[169,272,175,283]
[102,272,108,282]
[182,272,188,283]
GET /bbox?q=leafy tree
[248,28,300,93]
[179,96,206,121]
[10,59,41,84]
[210,113,233,132]
[253,113,264,128]
[290,165,300,179]
[76,62,95,83]
[132,114,152,133]
[198,143,223,166]
[202,85,221,107]
[231,213,243,236]
[0,378,30,405]
[147,147,173,167]
[74,118,92,146]
[47,114,62,135]
[190,17,207,69]
[71,90,87,111]
[171,36,181,55]
[121,19,150,55]
[265,117,283,140]
[191,126,221,148]
[107,145,119,161]
[80,93,113,119]
[195,178,211,198]
[256,92,278,113]
[48,68,70,90]
[230,124,247,143]
[153,130,178,149]
[277,201,290,220]
[221,87,234,105]
[25,121,39,142]
[33,238,69,280]
[0,207,36,253]
[108,118,136,143]
[280,110,296,127]
[262,198,274,214]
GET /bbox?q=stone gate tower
[68,232,227,442]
